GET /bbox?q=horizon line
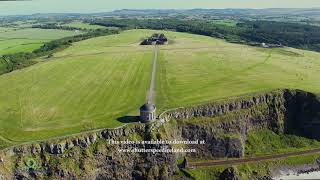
[1,7,320,17]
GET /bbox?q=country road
[147,45,158,104]
[189,148,320,168]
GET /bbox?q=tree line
[32,24,83,31]
[92,18,320,51]
[238,21,320,51]
[0,29,119,75]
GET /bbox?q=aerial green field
[211,19,237,27]
[0,38,44,55]
[0,30,154,146]
[0,29,320,148]
[63,21,108,30]
[0,28,82,55]
[156,31,320,109]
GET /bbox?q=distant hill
[2,8,320,20]
[104,8,320,18]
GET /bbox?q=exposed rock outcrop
[161,89,320,136]
[219,167,240,180]
[5,124,176,179]
[157,89,320,160]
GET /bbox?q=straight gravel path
[147,45,158,104]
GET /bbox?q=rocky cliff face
[284,90,320,138]
[0,89,319,179]
[158,89,320,160]
[161,89,320,137]
[0,124,177,179]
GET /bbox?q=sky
[0,0,320,15]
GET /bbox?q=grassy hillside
[245,129,320,156]
[0,30,154,144]
[156,31,320,109]
[0,28,82,55]
[0,29,320,146]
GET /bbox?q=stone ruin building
[140,33,168,45]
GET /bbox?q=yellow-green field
[0,29,320,148]
[63,21,108,30]
[156,31,320,109]
[0,27,82,55]
[0,30,155,147]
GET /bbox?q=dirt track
[190,148,320,168]
[147,45,158,104]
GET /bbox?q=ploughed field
[0,29,320,148]
[0,27,81,55]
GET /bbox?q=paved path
[189,148,320,168]
[147,45,158,104]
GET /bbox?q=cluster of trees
[32,24,83,31]
[93,18,320,51]
[238,21,320,51]
[0,53,37,74]
[0,29,119,75]
[93,18,244,41]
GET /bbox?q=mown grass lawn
[156,31,320,109]
[0,29,320,147]
[0,30,154,144]
[0,28,82,55]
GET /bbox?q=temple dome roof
[140,103,156,112]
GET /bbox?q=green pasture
[0,29,320,147]
[156,31,320,109]
[0,39,44,55]
[0,28,82,55]
[63,21,107,30]
[0,30,154,144]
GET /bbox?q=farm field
[0,29,320,148]
[0,28,82,55]
[0,30,154,147]
[63,21,108,30]
[211,19,237,26]
[156,31,320,109]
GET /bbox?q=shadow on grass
[117,116,140,123]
